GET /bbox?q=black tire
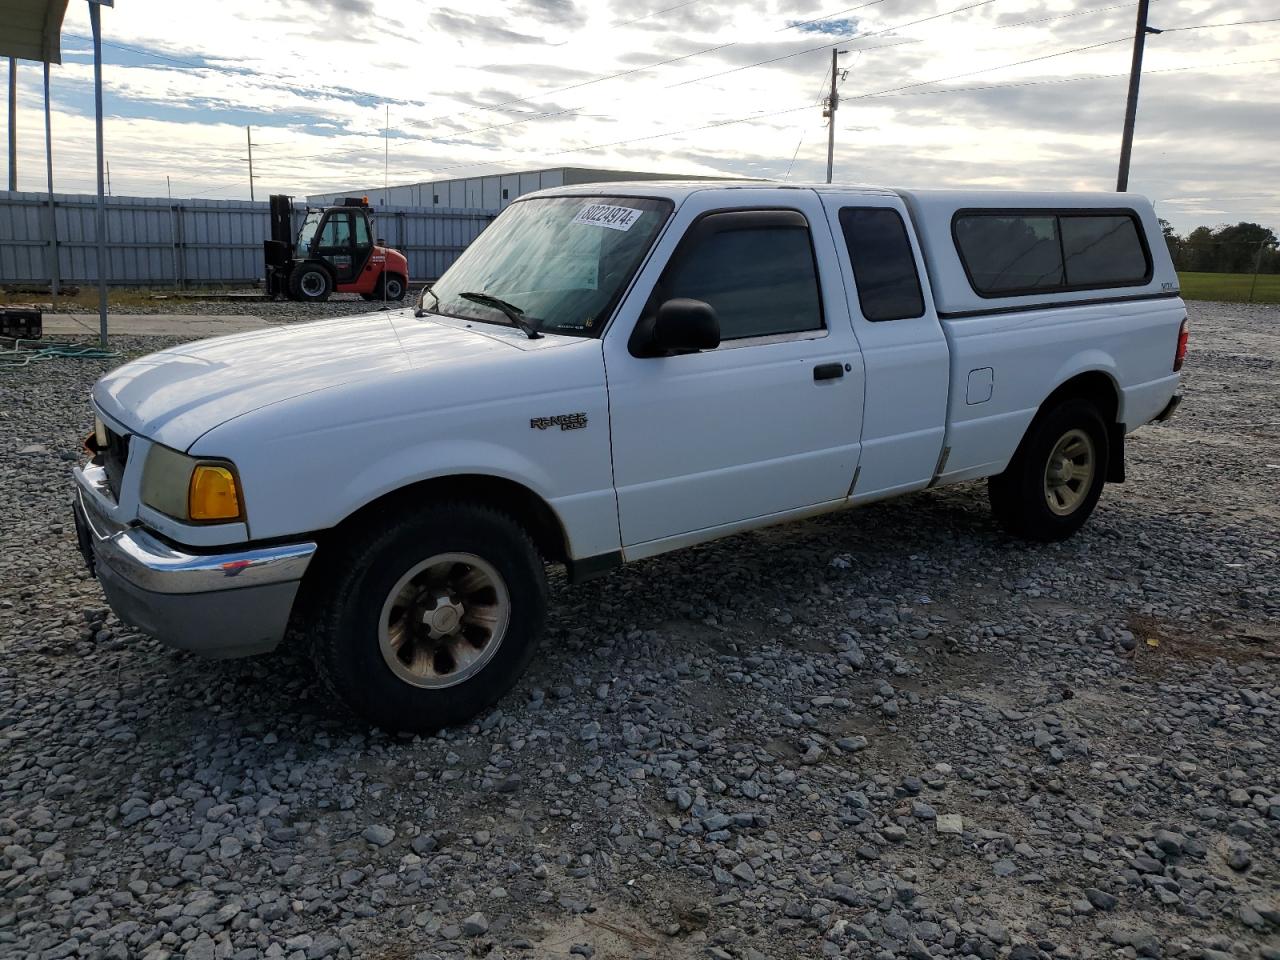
[988,397,1110,542]
[288,263,332,302]
[312,502,547,733]
[377,273,407,302]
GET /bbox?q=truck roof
[526,181,1150,206]
[526,180,900,202]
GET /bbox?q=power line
[611,0,702,28]
[995,0,1162,30]
[279,33,1146,185]
[90,48,1280,201]
[398,0,999,152]
[413,0,968,128]
[667,0,1001,91]
[1161,16,1280,33]
[406,39,917,151]
[863,54,1280,100]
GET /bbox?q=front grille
[102,427,130,501]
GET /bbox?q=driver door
[602,188,865,555]
[314,211,356,283]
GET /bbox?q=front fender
[342,439,558,518]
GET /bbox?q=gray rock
[461,911,489,936]
[1085,888,1118,911]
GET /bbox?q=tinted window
[954,210,1151,297]
[954,215,1063,294]
[319,213,352,247]
[658,217,823,340]
[354,213,370,245]
[1061,215,1148,286]
[839,207,925,321]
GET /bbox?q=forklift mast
[268,195,295,250]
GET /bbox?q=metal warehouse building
[308,166,725,212]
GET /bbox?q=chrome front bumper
[73,467,317,658]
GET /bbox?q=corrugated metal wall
[0,191,496,286]
[312,168,571,211]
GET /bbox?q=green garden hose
[0,338,119,368]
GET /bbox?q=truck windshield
[296,211,322,251]
[426,196,673,337]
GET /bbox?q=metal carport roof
[0,0,71,63]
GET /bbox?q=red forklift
[264,195,409,302]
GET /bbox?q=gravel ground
[1,302,1277,960]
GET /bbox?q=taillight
[1173,318,1189,372]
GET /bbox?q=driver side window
[649,209,824,341]
[319,213,352,247]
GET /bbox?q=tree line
[1160,220,1279,275]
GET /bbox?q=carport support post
[7,58,15,191]
[44,61,60,298]
[90,1,108,347]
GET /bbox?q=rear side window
[1060,216,1147,286]
[655,211,823,340]
[838,207,925,321]
[954,215,1063,293]
[953,210,1151,297]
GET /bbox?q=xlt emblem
[531,413,588,431]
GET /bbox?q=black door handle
[814,362,844,381]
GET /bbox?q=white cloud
[3,0,1277,231]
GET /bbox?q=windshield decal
[571,203,644,232]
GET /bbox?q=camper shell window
[952,209,1152,298]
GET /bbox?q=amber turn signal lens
[188,465,241,521]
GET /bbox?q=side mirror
[649,298,720,355]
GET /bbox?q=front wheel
[289,263,332,302]
[312,503,547,733]
[988,398,1110,542]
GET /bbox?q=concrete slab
[42,314,271,338]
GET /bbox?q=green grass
[1177,271,1280,304]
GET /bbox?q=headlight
[141,445,243,523]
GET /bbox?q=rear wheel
[289,263,332,302]
[377,273,406,302]
[312,503,547,733]
[988,398,1109,542]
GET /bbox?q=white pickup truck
[72,183,1187,731]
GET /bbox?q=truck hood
[93,311,553,450]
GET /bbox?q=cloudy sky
[4,0,1277,232]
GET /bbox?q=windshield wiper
[458,291,542,340]
[415,284,439,318]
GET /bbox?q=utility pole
[105,159,111,196]
[8,57,16,191]
[1116,0,1162,192]
[166,175,171,199]
[244,125,255,201]
[823,49,848,184]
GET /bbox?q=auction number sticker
[572,203,643,231]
